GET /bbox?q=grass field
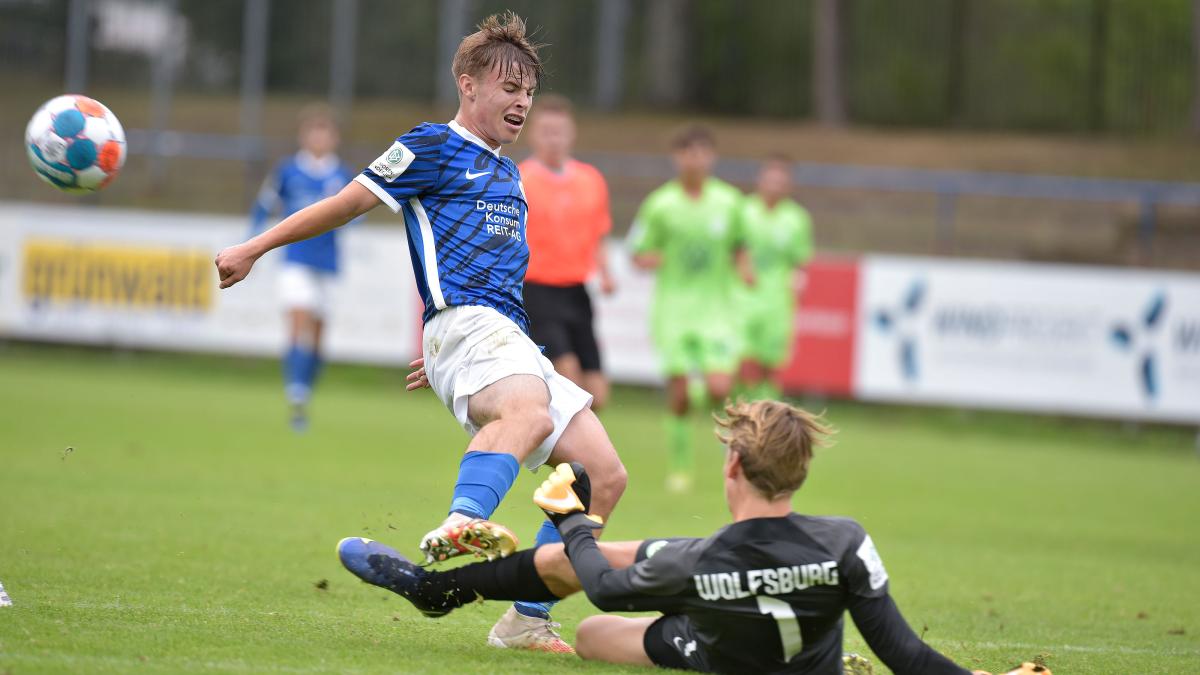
[1,343,1198,674]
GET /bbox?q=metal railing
[124,127,1200,253]
[585,152,1200,251]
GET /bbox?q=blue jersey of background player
[216,13,627,653]
[249,106,354,431]
[252,155,346,274]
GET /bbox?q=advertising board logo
[22,239,213,312]
[872,278,925,382]
[1110,291,1166,400]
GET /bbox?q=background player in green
[734,154,814,401]
[627,126,749,492]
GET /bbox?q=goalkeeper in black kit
[337,400,1046,675]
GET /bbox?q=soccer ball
[25,95,126,193]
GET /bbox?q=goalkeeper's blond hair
[715,400,834,500]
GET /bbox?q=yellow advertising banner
[22,239,213,311]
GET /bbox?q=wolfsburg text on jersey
[694,561,839,601]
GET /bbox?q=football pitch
[1,343,1197,674]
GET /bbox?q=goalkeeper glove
[533,462,604,534]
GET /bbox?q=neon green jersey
[734,195,813,309]
[627,177,744,320]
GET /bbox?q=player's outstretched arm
[215,180,379,289]
[848,593,972,675]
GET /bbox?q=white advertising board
[0,203,417,365]
[5,204,1197,424]
[856,255,1200,423]
[593,242,663,385]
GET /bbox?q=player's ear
[458,73,476,102]
[723,447,741,480]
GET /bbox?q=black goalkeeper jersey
[559,513,968,675]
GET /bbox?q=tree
[1193,0,1200,134]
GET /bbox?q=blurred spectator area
[2,0,1198,269]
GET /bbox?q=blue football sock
[535,518,563,546]
[303,352,323,392]
[448,451,521,520]
[513,519,563,619]
[283,345,311,404]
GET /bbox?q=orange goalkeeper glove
[533,462,604,531]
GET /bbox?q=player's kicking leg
[338,458,604,616]
[341,444,625,654]
[400,306,624,650]
[415,307,578,567]
[417,373,553,564]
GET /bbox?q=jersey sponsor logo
[856,535,888,590]
[693,562,838,601]
[369,141,415,183]
[476,199,523,241]
[465,169,491,179]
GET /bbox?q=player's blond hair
[452,12,544,92]
[715,400,834,500]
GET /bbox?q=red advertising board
[778,256,860,397]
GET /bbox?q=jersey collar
[448,120,501,157]
[295,150,339,175]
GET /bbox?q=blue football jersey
[252,151,354,273]
[355,121,531,331]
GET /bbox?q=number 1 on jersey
[756,596,803,661]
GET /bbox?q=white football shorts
[278,263,333,317]
[422,305,593,471]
